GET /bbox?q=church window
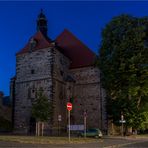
[31,69,35,74]
[28,88,36,100]
[60,70,64,76]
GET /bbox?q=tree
[31,88,52,136]
[99,14,148,131]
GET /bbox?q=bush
[0,116,12,131]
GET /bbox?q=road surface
[0,137,147,148]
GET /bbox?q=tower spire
[37,9,48,36]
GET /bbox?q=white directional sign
[58,115,62,122]
[119,120,126,123]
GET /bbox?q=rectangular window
[31,69,35,74]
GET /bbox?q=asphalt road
[0,137,147,148]
[121,141,148,147]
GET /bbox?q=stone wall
[52,48,71,133]
[13,46,107,135]
[70,67,107,131]
[14,47,53,134]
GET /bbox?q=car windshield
[88,129,97,132]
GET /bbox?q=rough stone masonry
[10,10,107,135]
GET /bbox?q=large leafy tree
[99,14,148,130]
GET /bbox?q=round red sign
[67,102,72,111]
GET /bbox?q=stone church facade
[11,11,107,135]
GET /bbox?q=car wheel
[95,135,99,138]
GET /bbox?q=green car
[78,128,103,138]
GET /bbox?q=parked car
[77,128,103,138]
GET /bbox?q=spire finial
[37,9,48,36]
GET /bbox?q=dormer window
[29,38,37,52]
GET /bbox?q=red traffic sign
[67,102,72,111]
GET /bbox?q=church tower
[13,10,55,135]
[37,9,48,36]
[12,10,107,135]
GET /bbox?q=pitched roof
[16,31,52,55]
[16,29,96,69]
[56,29,96,69]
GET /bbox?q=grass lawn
[136,134,148,138]
[0,135,102,144]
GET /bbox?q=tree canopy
[31,88,52,122]
[99,14,148,129]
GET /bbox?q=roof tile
[16,31,52,55]
[56,29,96,69]
[16,29,96,69]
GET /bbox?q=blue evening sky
[0,1,148,96]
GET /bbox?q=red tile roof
[16,31,52,55]
[16,29,96,69]
[56,29,96,69]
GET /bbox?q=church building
[11,10,107,135]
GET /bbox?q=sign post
[84,110,87,138]
[68,110,70,142]
[119,114,126,136]
[67,102,72,142]
[58,115,62,136]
